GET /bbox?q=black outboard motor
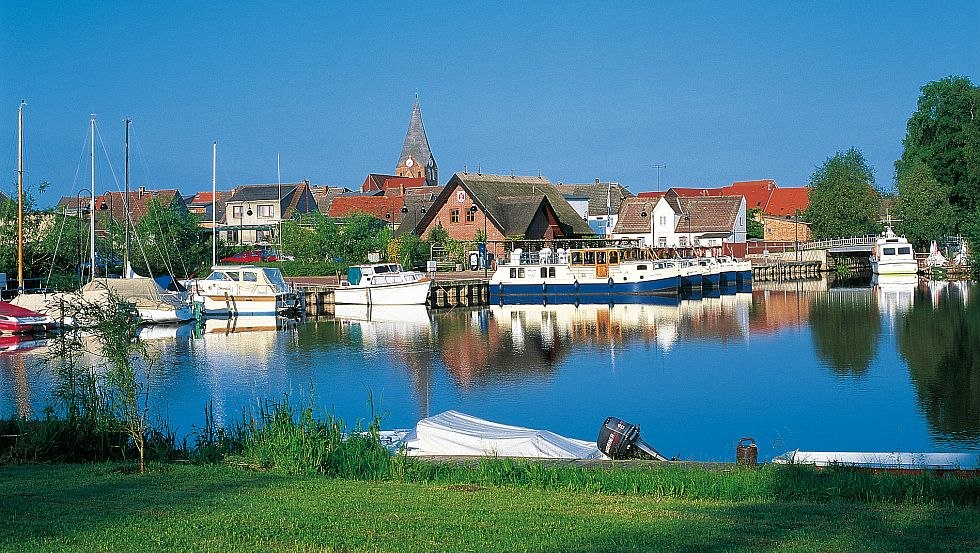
[597,417,669,461]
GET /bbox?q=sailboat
[80,118,196,323]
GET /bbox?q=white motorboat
[194,265,300,315]
[870,226,918,275]
[334,263,431,305]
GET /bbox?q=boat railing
[499,251,564,266]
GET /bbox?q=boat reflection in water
[332,304,432,346]
[872,274,919,322]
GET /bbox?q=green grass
[2,463,979,552]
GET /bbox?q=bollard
[736,437,758,466]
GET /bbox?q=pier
[750,261,823,281]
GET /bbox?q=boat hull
[334,279,431,305]
[679,273,702,290]
[871,260,919,275]
[490,275,679,302]
[701,272,721,289]
[199,294,299,316]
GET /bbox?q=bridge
[801,235,878,254]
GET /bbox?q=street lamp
[639,201,654,252]
[684,213,692,255]
[469,204,488,278]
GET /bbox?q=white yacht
[334,263,432,305]
[81,277,196,323]
[870,226,918,275]
[194,265,300,316]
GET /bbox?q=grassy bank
[3,463,980,552]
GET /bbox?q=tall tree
[132,199,207,277]
[804,148,881,239]
[894,161,955,247]
[897,76,980,229]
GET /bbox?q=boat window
[883,248,896,255]
[390,264,400,272]
[571,251,583,265]
[540,267,548,278]
[584,251,595,264]
[637,264,647,270]
[243,272,258,282]
[263,268,289,290]
[549,267,556,278]
[898,247,911,255]
[518,268,525,278]
[225,271,240,281]
[375,265,389,273]
[609,251,619,264]
[206,272,229,281]
[597,251,607,264]
[510,268,518,279]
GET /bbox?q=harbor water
[1,276,977,462]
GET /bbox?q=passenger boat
[489,247,680,303]
[870,225,918,275]
[0,301,58,334]
[193,265,300,316]
[694,257,722,289]
[334,263,432,305]
[671,259,703,290]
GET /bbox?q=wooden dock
[297,278,490,313]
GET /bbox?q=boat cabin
[345,264,423,287]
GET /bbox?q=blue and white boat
[489,247,680,303]
[672,259,703,290]
[695,258,722,289]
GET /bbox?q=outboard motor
[597,417,669,461]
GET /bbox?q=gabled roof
[393,186,444,236]
[636,191,666,200]
[555,181,634,217]
[310,185,351,214]
[92,189,187,227]
[495,196,553,236]
[674,196,742,233]
[361,174,400,193]
[612,197,660,234]
[225,183,300,203]
[766,187,809,216]
[397,98,435,170]
[669,187,721,197]
[443,173,594,237]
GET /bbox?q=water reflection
[899,281,980,442]
[809,288,881,377]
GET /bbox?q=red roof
[381,177,426,195]
[636,191,666,199]
[723,180,776,211]
[189,192,218,205]
[669,187,723,197]
[767,187,809,216]
[327,195,405,222]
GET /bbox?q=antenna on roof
[649,163,666,191]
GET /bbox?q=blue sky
[2,1,978,207]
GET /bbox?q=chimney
[138,186,145,197]
[595,178,600,185]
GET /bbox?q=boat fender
[573,280,579,290]
[542,281,547,293]
[608,277,614,286]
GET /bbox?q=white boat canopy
[402,410,607,460]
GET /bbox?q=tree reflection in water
[810,291,880,376]
[899,283,980,442]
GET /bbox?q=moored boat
[0,301,58,334]
[334,263,432,305]
[871,226,918,275]
[193,265,300,316]
[81,277,196,323]
[489,247,680,303]
[695,258,722,289]
[672,259,703,290]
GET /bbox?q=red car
[221,249,278,263]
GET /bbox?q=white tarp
[403,410,607,460]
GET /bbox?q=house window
[658,216,667,226]
[451,209,460,223]
[658,237,667,247]
[679,236,688,247]
[258,204,273,218]
[465,208,475,223]
[257,230,270,242]
[232,205,242,219]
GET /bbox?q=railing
[801,235,879,251]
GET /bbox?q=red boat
[0,301,58,334]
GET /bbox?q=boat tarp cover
[81,278,182,308]
[403,410,607,460]
[347,267,363,286]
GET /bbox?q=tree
[894,161,955,247]
[746,208,764,240]
[335,213,390,264]
[281,212,336,262]
[804,148,881,239]
[897,76,980,230]
[132,199,207,277]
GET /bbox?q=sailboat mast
[124,118,131,275]
[89,115,96,280]
[211,140,217,267]
[16,100,25,293]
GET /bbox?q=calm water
[1,277,978,462]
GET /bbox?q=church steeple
[395,96,438,186]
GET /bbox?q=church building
[394,97,438,186]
